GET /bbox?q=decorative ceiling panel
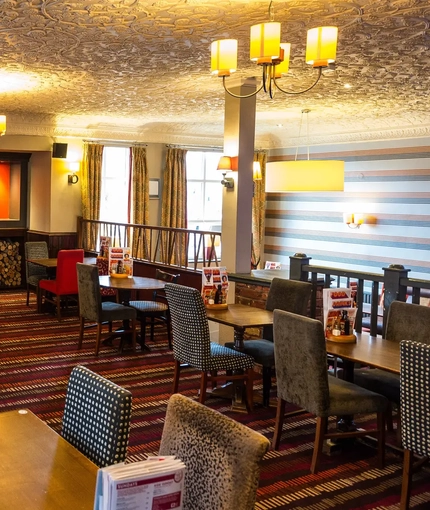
[0,0,429,147]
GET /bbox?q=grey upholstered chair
[353,301,430,429]
[24,241,49,306]
[399,340,430,510]
[129,268,180,350]
[225,278,312,406]
[164,283,255,409]
[62,365,132,467]
[76,263,137,355]
[159,393,270,510]
[272,309,388,474]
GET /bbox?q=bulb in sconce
[68,161,80,185]
[344,212,364,229]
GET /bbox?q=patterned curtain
[81,143,104,251]
[131,146,149,258]
[160,148,187,265]
[252,151,267,269]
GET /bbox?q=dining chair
[399,340,430,510]
[37,248,84,320]
[271,309,388,474]
[76,263,137,355]
[129,268,180,350]
[24,241,49,306]
[225,277,312,406]
[62,365,132,468]
[164,283,255,410]
[159,393,270,510]
[352,300,430,430]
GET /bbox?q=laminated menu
[323,288,357,340]
[99,236,112,258]
[108,247,133,277]
[202,266,229,308]
[94,456,185,510]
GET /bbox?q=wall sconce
[217,155,237,190]
[344,213,364,229]
[68,161,80,185]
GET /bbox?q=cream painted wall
[29,151,51,232]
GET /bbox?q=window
[100,147,130,223]
[186,151,222,232]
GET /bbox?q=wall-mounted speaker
[52,143,68,159]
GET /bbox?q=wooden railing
[76,217,222,271]
[290,253,430,337]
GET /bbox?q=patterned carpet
[1,290,429,509]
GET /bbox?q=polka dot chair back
[400,340,430,457]
[62,365,132,467]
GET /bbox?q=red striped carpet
[1,290,429,509]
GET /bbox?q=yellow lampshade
[265,160,344,192]
[305,26,338,67]
[0,115,6,136]
[250,22,281,64]
[253,161,262,181]
[211,39,238,77]
[274,43,291,77]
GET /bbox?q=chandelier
[210,2,338,99]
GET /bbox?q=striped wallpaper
[265,139,430,280]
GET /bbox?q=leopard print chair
[62,365,132,467]
[160,393,270,510]
[164,283,255,410]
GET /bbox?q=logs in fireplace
[0,239,22,287]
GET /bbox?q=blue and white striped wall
[265,138,430,280]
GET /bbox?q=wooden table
[205,303,273,351]
[0,409,97,509]
[326,332,400,378]
[99,275,166,351]
[27,257,96,268]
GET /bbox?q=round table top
[99,275,166,291]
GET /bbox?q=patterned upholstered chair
[164,283,255,410]
[352,301,430,430]
[225,278,312,406]
[24,241,49,306]
[129,268,180,350]
[272,309,388,474]
[62,365,132,467]
[159,393,270,510]
[37,249,84,320]
[399,340,430,510]
[76,263,137,355]
[96,256,117,300]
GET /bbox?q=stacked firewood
[0,239,22,287]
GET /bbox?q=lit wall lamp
[68,161,80,185]
[0,115,7,136]
[217,155,237,190]
[344,213,364,229]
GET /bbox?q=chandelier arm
[273,67,323,95]
[222,76,265,99]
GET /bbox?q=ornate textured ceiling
[0,0,429,148]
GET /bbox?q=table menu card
[202,266,228,306]
[94,456,185,510]
[323,287,357,338]
[108,247,133,276]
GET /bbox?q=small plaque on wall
[149,179,160,199]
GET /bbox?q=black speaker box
[52,143,68,158]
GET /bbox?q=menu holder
[205,303,228,310]
[110,273,129,279]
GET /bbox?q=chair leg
[311,416,327,474]
[95,323,102,355]
[56,294,62,321]
[400,449,413,510]
[26,286,30,306]
[172,359,181,394]
[377,411,386,469]
[166,314,173,350]
[245,368,254,412]
[199,371,208,404]
[262,366,272,407]
[37,287,43,313]
[386,401,394,432]
[78,316,85,349]
[150,317,155,342]
[272,398,287,450]
[131,319,137,352]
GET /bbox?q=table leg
[231,326,248,412]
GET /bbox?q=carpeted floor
[1,290,429,509]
